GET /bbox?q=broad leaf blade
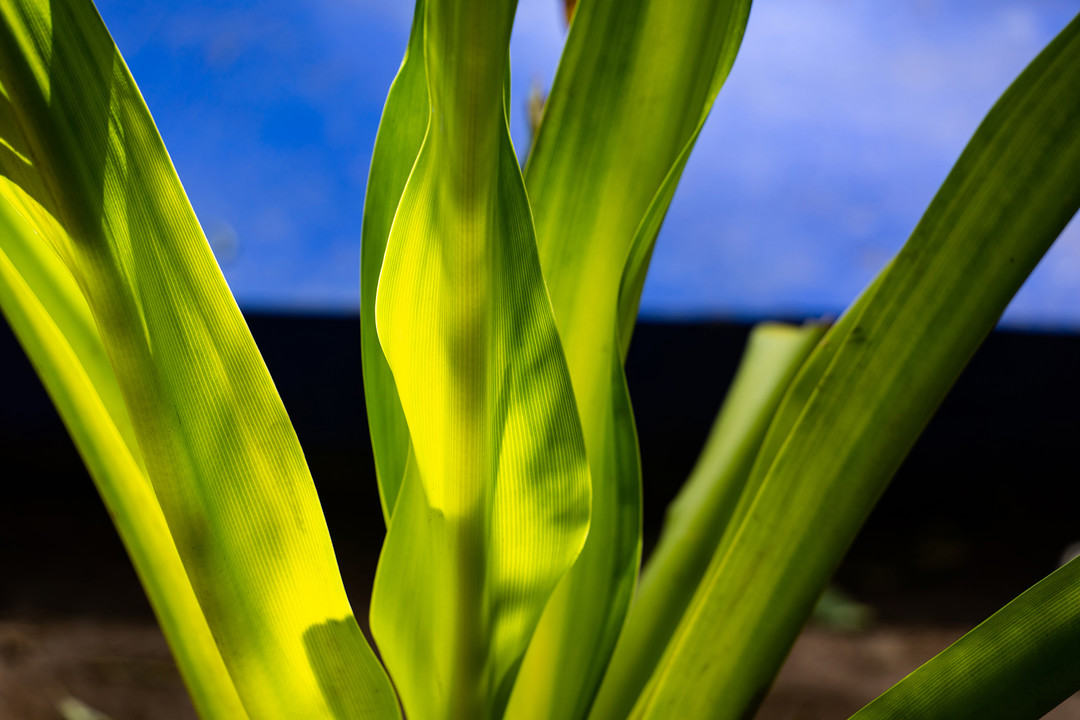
[589,322,824,720]
[0,2,399,717]
[369,1,591,718]
[360,0,427,522]
[851,558,1080,720]
[508,2,751,718]
[0,195,247,720]
[632,12,1080,719]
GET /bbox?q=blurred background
[2,1,1080,718]
[83,0,1080,324]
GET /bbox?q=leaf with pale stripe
[0,194,247,720]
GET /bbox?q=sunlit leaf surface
[507,2,752,718]
[360,0,427,523]
[0,2,398,717]
[369,1,591,718]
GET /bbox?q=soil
[2,618,1078,720]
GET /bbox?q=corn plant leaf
[0,196,247,720]
[668,274,884,630]
[507,2,751,718]
[588,321,825,720]
[360,0,427,522]
[851,557,1080,720]
[631,12,1080,719]
[0,2,399,717]
[368,0,591,718]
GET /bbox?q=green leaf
[368,1,591,718]
[684,273,884,602]
[588,321,825,720]
[851,557,1080,720]
[360,0,427,522]
[630,12,1080,720]
[0,2,398,717]
[507,2,751,718]
[0,197,247,720]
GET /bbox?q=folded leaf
[589,321,824,720]
[369,0,591,718]
[852,557,1080,720]
[507,2,752,718]
[0,2,399,717]
[632,12,1080,719]
[360,0,427,522]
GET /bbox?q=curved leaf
[507,2,752,718]
[360,0,427,522]
[369,1,591,718]
[0,194,247,720]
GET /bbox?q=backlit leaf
[360,0,427,522]
[588,321,825,720]
[0,2,399,717]
[507,2,752,718]
[369,1,591,718]
[631,12,1080,719]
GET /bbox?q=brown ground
[2,619,1077,720]
[761,626,1080,720]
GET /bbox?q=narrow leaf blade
[360,0,428,522]
[851,558,1080,720]
[0,194,247,720]
[632,12,1080,720]
[509,2,752,717]
[589,321,824,720]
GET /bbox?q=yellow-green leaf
[588,321,825,720]
[360,0,427,522]
[369,1,591,718]
[0,1,399,717]
[507,2,751,718]
[0,194,247,720]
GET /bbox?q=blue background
[95,1,1080,328]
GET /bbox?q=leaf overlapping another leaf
[507,2,752,718]
[631,12,1080,719]
[360,0,427,523]
[588,321,825,720]
[368,1,591,718]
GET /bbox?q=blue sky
[95,1,1080,329]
